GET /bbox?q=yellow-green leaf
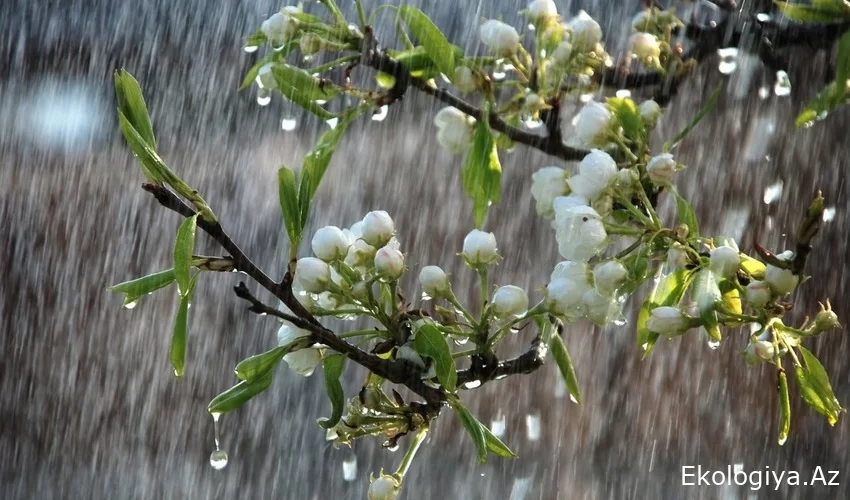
[482,424,517,458]
[414,323,457,392]
[796,346,844,425]
[777,369,791,445]
[397,6,456,77]
[173,214,198,297]
[462,116,502,227]
[114,69,156,149]
[170,287,192,378]
[549,334,582,405]
[208,368,276,414]
[278,167,302,250]
[235,345,290,381]
[318,354,347,429]
[450,397,488,463]
[108,268,176,305]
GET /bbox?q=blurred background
[1,0,848,498]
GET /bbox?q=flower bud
[368,474,401,500]
[419,265,450,298]
[745,280,771,308]
[261,8,300,42]
[567,10,603,50]
[645,306,689,336]
[295,257,331,293]
[710,245,740,278]
[345,239,377,269]
[492,285,529,317]
[528,0,558,21]
[531,166,568,218]
[693,270,722,314]
[765,263,798,295]
[434,107,475,154]
[452,66,477,93]
[311,226,352,262]
[546,278,585,317]
[299,32,323,55]
[638,99,661,129]
[593,260,628,295]
[361,210,395,247]
[479,19,520,55]
[814,301,840,332]
[632,11,653,31]
[551,260,590,287]
[572,101,613,147]
[524,93,547,113]
[582,288,621,326]
[374,247,405,279]
[551,41,573,65]
[646,153,677,185]
[462,229,499,266]
[630,32,661,62]
[749,339,775,361]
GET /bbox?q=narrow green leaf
[414,323,457,392]
[397,6,456,77]
[606,97,645,144]
[271,64,341,102]
[244,28,267,48]
[450,398,488,463]
[774,1,850,22]
[208,368,275,414]
[462,117,502,227]
[173,214,198,296]
[108,268,176,305]
[235,345,290,381]
[663,84,722,151]
[114,70,156,149]
[673,190,699,238]
[278,167,302,250]
[482,424,517,458]
[297,106,365,229]
[170,287,192,378]
[549,334,582,405]
[797,346,844,424]
[318,354,347,429]
[777,369,791,445]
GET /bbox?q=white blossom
[645,306,689,336]
[551,260,590,287]
[546,278,586,317]
[710,244,740,278]
[278,325,321,376]
[531,167,568,218]
[528,0,558,21]
[593,260,628,295]
[639,99,661,129]
[311,226,352,262]
[551,41,573,65]
[745,280,771,308]
[582,288,621,325]
[646,153,677,185]
[295,257,331,293]
[452,66,477,93]
[492,285,529,317]
[361,210,395,247]
[667,242,689,270]
[479,19,520,55]
[261,7,300,42]
[462,229,499,266]
[630,32,661,62]
[568,149,618,201]
[765,263,798,295]
[434,107,475,153]
[554,205,608,261]
[345,239,377,269]
[572,101,613,147]
[566,10,603,50]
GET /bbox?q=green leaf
[278,167,302,250]
[663,84,722,152]
[238,44,298,91]
[450,398,488,463]
[208,368,276,414]
[244,28,267,48]
[462,117,502,227]
[397,6,456,77]
[114,69,156,149]
[549,334,582,405]
[620,244,653,295]
[740,255,766,278]
[170,285,193,378]
[414,323,457,392]
[673,190,699,238]
[270,65,339,120]
[774,1,850,22]
[777,369,791,445]
[108,268,176,305]
[796,346,844,425]
[173,214,198,297]
[482,424,517,458]
[298,106,365,230]
[606,97,645,144]
[235,345,290,381]
[794,30,850,127]
[318,354,347,429]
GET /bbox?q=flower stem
[394,426,429,480]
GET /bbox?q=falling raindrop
[490,412,506,437]
[823,207,836,222]
[243,45,259,53]
[463,380,482,389]
[372,105,389,122]
[123,300,139,310]
[281,118,297,131]
[758,87,770,99]
[763,181,783,204]
[342,454,357,481]
[210,450,229,470]
[509,477,532,500]
[527,23,535,31]
[525,413,541,441]
[453,336,469,346]
[615,89,631,98]
[774,71,791,97]
[523,118,543,129]
[717,48,738,75]
[257,93,272,106]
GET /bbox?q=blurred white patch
[509,477,532,500]
[490,412,506,437]
[7,79,106,152]
[525,413,541,441]
[763,181,783,204]
[719,206,751,243]
[615,89,631,98]
[823,206,836,222]
[744,114,777,162]
[774,71,792,97]
[717,48,739,75]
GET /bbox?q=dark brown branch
[143,183,447,404]
[456,337,547,387]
